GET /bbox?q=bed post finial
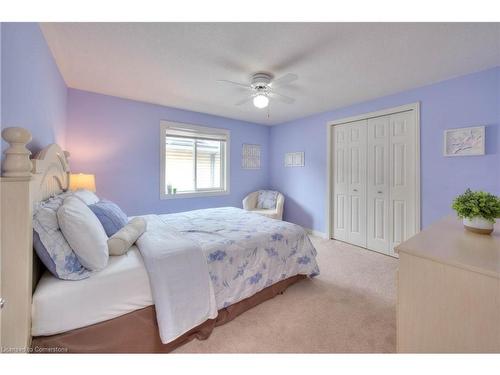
[1,127,33,177]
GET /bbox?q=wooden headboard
[1,127,71,350]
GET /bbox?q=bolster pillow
[107,217,147,256]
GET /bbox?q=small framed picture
[444,126,485,157]
[284,152,304,167]
[242,144,261,169]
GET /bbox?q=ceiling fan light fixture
[253,94,269,109]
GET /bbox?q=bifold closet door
[332,124,349,241]
[367,116,390,254]
[366,111,417,256]
[346,121,367,247]
[389,111,417,256]
[332,121,367,247]
[333,109,417,256]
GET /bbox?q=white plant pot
[463,217,494,235]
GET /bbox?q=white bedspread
[136,215,218,344]
[137,207,319,344]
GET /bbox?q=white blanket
[136,215,217,344]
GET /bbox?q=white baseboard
[304,228,328,239]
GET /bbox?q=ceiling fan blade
[234,96,254,106]
[271,73,298,88]
[269,91,295,104]
[217,79,252,90]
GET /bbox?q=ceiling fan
[217,72,298,109]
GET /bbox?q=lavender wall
[1,23,67,155]
[270,67,500,233]
[66,89,270,216]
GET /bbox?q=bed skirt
[31,274,307,353]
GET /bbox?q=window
[160,121,230,199]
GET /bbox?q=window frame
[160,121,230,199]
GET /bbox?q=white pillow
[108,217,147,256]
[73,189,100,205]
[57,196,109,271]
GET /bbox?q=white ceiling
[41,23,500,125]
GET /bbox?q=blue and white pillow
[32,192,91,280]
[33,231,57,276]
[88,199,128,237]
[257,190,278,209]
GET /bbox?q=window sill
[160,190,230,200]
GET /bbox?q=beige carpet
[174,236,398,353]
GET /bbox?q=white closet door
[367,116,390,254]
[346,121,367,247]
[389,111,417,256]
[332,124,349,241]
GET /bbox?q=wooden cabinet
[396,216,500,353]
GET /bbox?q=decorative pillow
[108,217,147,256]
[33,231,57,276]
[32,192,91,280]
[89,199,128,237]
[72,189,99,205]
[257,190,278,209]
[57,196,109,271]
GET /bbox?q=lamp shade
[69,173,96,192]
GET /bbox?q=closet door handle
[377,191,383,194]
[353,189,358,192]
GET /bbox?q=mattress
[32,246,153,336]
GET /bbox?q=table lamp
[69,173,96,192]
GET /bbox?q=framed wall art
[444,126,485,157]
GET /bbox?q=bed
[0,127,319,353]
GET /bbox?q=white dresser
[396,216,500,353]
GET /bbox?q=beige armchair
[242,191,285,220]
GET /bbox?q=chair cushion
[89,199,128,237]
[249,208,280,220]
[32,192,91,280]
[57,196,109,271]
[257,190,278,209]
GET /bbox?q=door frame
[326,102,421,240]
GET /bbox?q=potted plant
[452,189,500,234]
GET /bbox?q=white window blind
[160,121,230,199]
[164,124,229,142]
